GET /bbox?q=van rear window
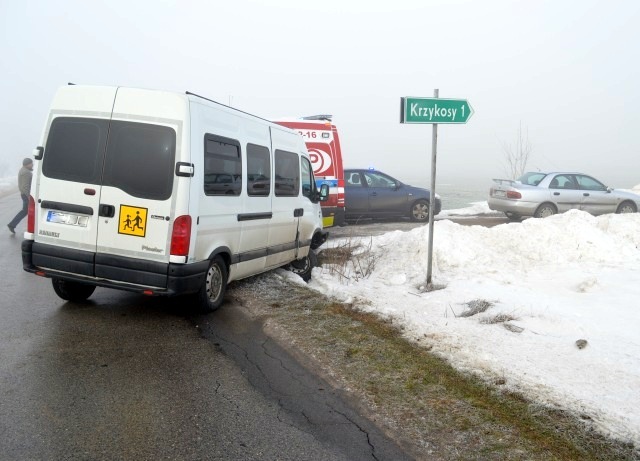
[42,117,109,184]
[103,121,176,201]
[42,117,176,201]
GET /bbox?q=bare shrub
[319,236,380,283]
[501,121,533,179]
[351,237,379,280]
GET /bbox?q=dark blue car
[344,169,442,222]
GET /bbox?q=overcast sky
[2,0,639,188]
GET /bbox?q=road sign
[400,97,474,124]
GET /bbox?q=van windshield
[43,117,176,201]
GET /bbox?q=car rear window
[518,172,547,186]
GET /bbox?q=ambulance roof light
[302,114,332,122]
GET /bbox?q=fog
[1,0,639,188]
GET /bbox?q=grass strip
[233,275,637,461]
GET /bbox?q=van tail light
[507,190,522,199]
[337,179,345,207]
[27,195,36,233]
[170,215,191,256]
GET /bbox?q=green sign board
[401,97,474,124]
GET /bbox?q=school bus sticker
[118,205,148,237]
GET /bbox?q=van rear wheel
[52,278,96,302]
[197,256,228,313]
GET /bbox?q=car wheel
[51,278,96,302]
[616,201,637,214]
[505,212,522,222]
[288,250,317,282]
[534,203,557,218]
[197,255,228,313]
[410,199,430,222]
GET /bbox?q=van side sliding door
[267,128,301,268]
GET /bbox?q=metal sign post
[426,89,438,285]
[400,91,474,286]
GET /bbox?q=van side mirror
[318,183,330,202]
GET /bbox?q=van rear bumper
[22,240,207,296]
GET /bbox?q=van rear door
[93,88,182,271]
[36,86,183,282]
[35,87,117,273]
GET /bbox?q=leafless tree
[501,122,532,179]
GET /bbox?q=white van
[22,85,328,312]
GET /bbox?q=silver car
[488,172,640,221]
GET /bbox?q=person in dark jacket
[7,158,33,234]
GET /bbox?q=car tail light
[507,190,522,199]
[170,215,191,256]
[27,195,36,233]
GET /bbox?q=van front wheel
[198,256,228,313]
[288,251,317,282]
[52,278,96,302]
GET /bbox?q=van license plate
[47,211,88,227]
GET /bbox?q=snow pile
[310,210,640,444]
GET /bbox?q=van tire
[52,278,96,302]
[288,250,317,282]
[197,256,228,313]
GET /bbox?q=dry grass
[482,313,519,324]
[459,299,494,317]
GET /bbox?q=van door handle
[99,204,115,218]
[553,192,560,196]
[293,208,304,217]
[583,193,590,197]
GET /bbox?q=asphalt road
[0,193,412,461]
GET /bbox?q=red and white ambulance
[274,115,345,227]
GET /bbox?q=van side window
[42,117,109,184]
[247,144,271,197]
[274,150,300,197]
[301,157,314,199]
[103,121,176,201]
[204,134,241,196]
